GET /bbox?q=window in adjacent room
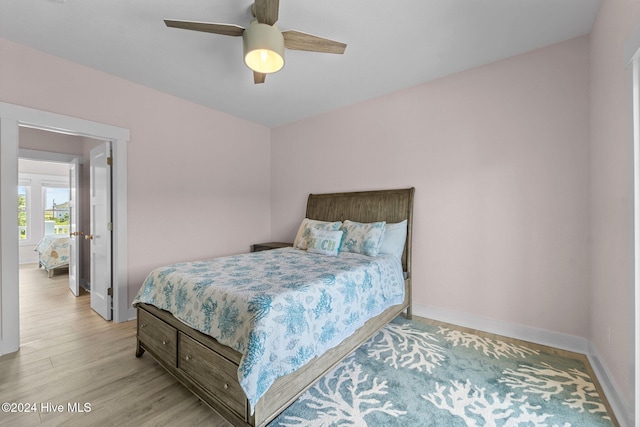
[18,184,29,240]
[42,184,70,235]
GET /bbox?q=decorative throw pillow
[293,218,342,250]
[340,220,386,257]
[307,228,344,256]
[379,220,408,260]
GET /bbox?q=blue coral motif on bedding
[313,290,332,319]
[248,294,272,321]
[175,287,188,312]
[340,220,387,257]
[319,322,338,344]
[218,302,240,339]
[201,296,218,331]
[132,247,405,412]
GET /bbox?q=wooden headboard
[306,188,415,275]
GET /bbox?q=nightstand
[251,242,292,252]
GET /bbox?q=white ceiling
[0,0,601,128]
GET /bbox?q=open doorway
[18,128,105,301]
[0,102,129,356]
[19,158,74,278]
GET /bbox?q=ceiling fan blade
[164,20,245,37]
[254,71,266,84]
[253,0,279,25]
[282,30,347,54]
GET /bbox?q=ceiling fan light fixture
[243,20,284,74]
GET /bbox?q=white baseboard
[413,303,632,427]
[588,342,634,427]
[414,304,589,353]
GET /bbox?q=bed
[133,188,414,427]
[34,235,70,277]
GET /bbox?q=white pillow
[340,220,386,257]
[293,218,342,250]
[379,220,408,260]
[307,228,344,256]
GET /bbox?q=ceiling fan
[164,0,347,84]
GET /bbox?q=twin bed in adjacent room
[34,234,70,277]
[133,188,415,427]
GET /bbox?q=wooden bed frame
[135,188,415,427]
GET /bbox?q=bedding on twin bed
[132,246,405,410]
[34,235,70,270]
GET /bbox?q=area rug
[269,317,614,426]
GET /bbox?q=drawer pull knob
[224,383,229,390]
[140,323,146,328]
[185,355,192,361]
[162,340,167,345]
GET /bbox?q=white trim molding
[589,342,634,427]
[0,102,129,356]
[0,116,21,355]
[631,54,640,427]
[626,18,640,427]
[414,304,589,354]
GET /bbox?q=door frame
[69,157,81,297]
[626,24,640,427]
[0,102,129,355]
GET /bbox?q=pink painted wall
[272,36,591,338]
[589,0,640,414]
[3,7,636,416]
[0,37,272,304]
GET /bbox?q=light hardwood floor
[0,264,231,426]
[1,264,617,426]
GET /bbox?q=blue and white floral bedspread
[132,247,405,411]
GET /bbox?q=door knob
[85,234,94,240]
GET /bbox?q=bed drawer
[178,333,246,418]
[138,309,177,367]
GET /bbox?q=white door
[68,158,81,296]
[89,142,112,320]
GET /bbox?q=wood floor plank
[0,265,230,426]
[0,263,617,426]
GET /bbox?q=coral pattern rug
[270,317,614,426]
